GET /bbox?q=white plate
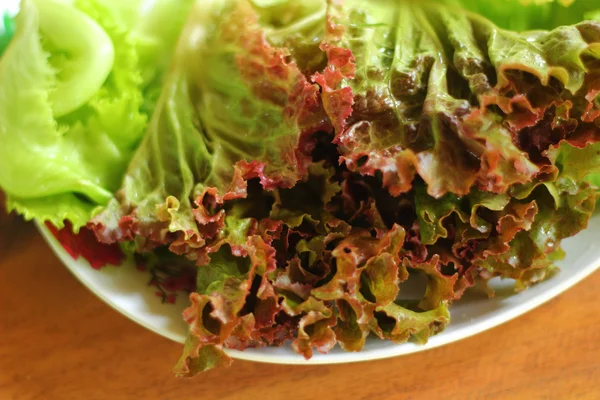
[36,214,600,365]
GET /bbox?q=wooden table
[1,210,599,400]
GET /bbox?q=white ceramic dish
[37,214,600,365]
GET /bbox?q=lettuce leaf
[448,0,600,31]
[91,0,327,245]
[0,0,193,230]
[324,0,600,199]
[0,0,146,230]
[83,0,600,375]
[96,0,196,113]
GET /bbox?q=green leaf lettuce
[0,0,193,230]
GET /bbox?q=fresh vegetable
[447,0,600,31]
[85,0,600,376]
[0,0,193,230]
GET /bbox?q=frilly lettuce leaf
[0,0,146,230]
[91,0,327,244]
[96,0,196,112]
[323,0,600,199]
[0,0,193,230]
[84,0,600,375]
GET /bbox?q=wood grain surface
[0,209,599,400]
